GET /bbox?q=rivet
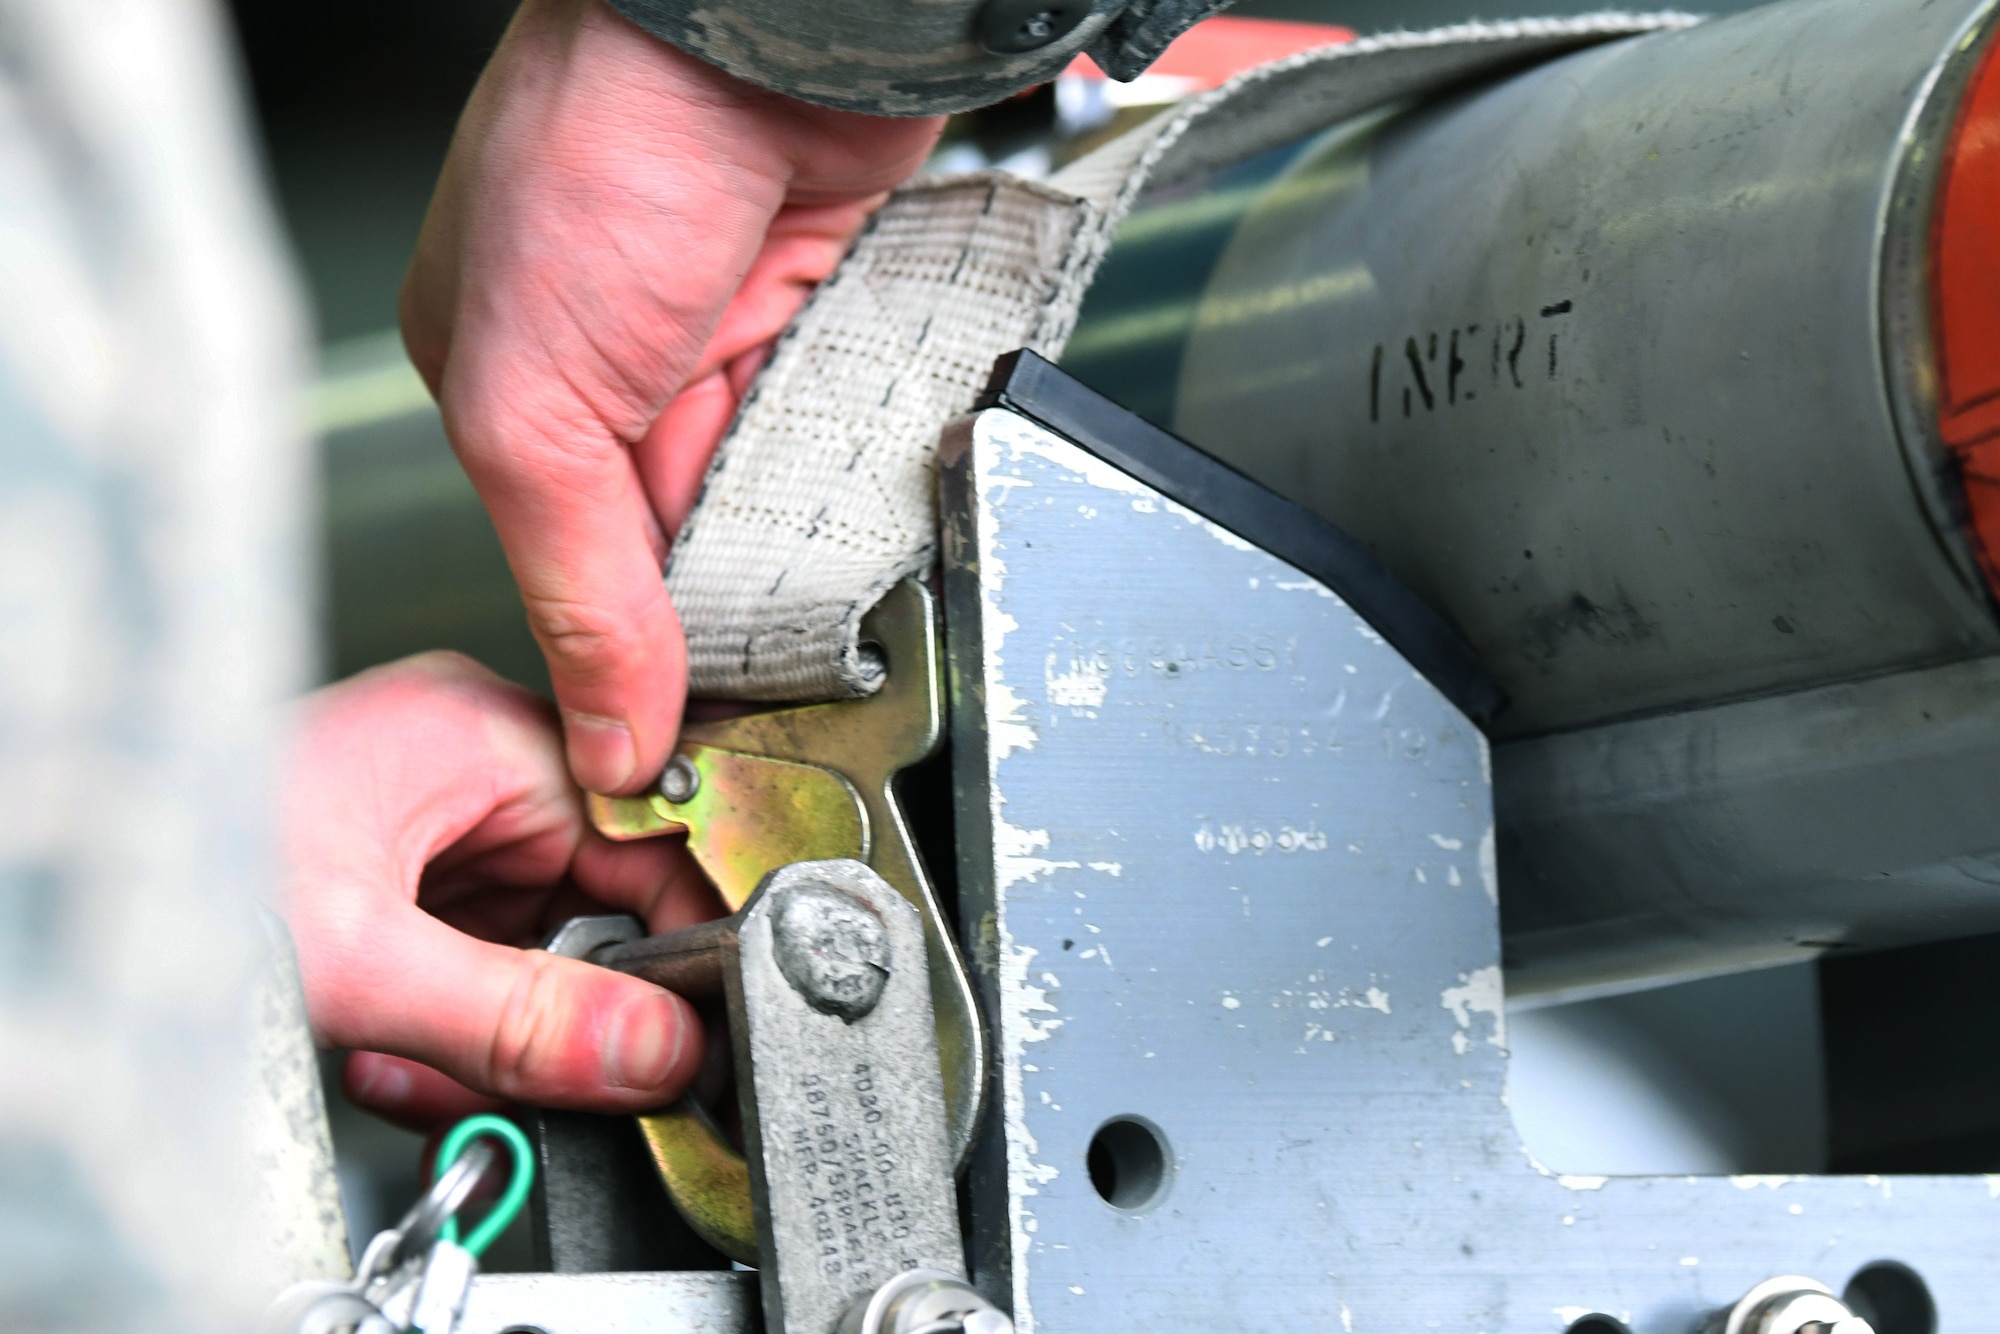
[659,754,702,804]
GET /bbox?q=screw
[771,882,891,1022]
[659,755,701,804]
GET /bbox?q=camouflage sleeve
[0,0,347,1319]
[602,0,1234,115]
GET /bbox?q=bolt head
[770,881,891,1022]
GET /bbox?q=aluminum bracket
[939,355,2000,1333]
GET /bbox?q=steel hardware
[768,877,893,1020]
[587,743,864,893]
[407,1240,479,1334]
[453,1272,753,1334]
[264,1142,494,1334]
[540,914,756,1264]
[584,581,987,1264]
[1708,1277,1876,1334]
[660,753,703,803]
[547,861,972,1334]
[732,860,966,1334]
[840,1269,1014,1334]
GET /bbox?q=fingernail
[565,711,637,793]
[352,1054,413,1107]
[603,992,687,1092]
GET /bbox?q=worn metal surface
[590,582,987,1173]
[1174,0,2000,740]
[771,882,895,1022]
[942,399,2000,1334]
[456,1271,754,1334]
[733,861,966,1334]
[1498,653,2000,997]
[249,914,355,1284]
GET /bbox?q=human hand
[401,0,943,796]
[284,652,725,1132]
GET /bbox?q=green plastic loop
[434,1113,536,1257]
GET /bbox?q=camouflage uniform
[605,0,1232,114]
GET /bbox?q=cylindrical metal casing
[1173,0,2000,740]
[1088,0,2000,993]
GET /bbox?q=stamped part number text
[788,1064,914,1286]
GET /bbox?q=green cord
[433,1113,535,1257]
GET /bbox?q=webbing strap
[664,13,1697,701]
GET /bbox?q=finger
[291,650,592,917]
[442,378,687,796]
[326,906,704,1111]
[343,1052,505,1135]
[634,370,738,537]
[417,18,805,795]
[634,211,862,536]
[401,5,942,795]
[684,206,873,383]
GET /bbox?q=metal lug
[731,861,966,1334]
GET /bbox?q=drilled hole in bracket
[1086,1116,1171,1211]
[1563,1316,1630,1334]
[1845,1261,1936,1334]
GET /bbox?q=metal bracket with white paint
[939,353,2000,1334]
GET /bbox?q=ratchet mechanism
[571,581,988,1280]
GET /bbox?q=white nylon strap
[665,13,1697,701]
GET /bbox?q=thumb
[331,907,704,1112]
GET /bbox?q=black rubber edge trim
[975,350,1508,728]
